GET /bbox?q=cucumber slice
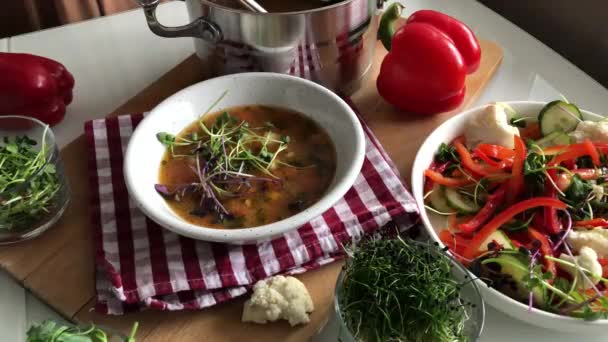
[534,131,572,148]
[445,187,480,214]
[538,100,583,136]
[482,254,545,304]
[477,230,515,253]
[428,184,453,214]
[552,132,572,145]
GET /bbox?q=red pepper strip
[473,148,500,167]
[424,169,475,187]
[542,145,571,156]
[519,122,542,140]
[543,169,563,235]
[438,229,469,256]
[556,168,601,191]
[506,135,526,204]
[462,198,566,260]
[497,158,514,169]
[546,142,608,156]
[584,138,601,166]
[527,227,557,281]
[549,144,594,166]
[458,184,507,234]
[473,148,514,169]
[424,161,452,193]
[454,140,507,177]
[575,218,608,227]
[477,143,515,160]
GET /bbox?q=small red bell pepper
[462,197,566,260]
[424,169,475,187]
[0,53,74,126]
[527,227,557,280]
[575,218,608,227]
[376,4,481,114]
[506,135,526,204]
[458,184,507,234]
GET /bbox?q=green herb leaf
[156,132,176,146]
[564,175,593,203]
[434,143,460,164]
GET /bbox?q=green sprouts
[0,128,61,230]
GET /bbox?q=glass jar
[0,116,70,244]
[328,241,486,341]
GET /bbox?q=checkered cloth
[85,99,419,314]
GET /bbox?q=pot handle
[136,0,222,42]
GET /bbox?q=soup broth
[158,105,337,229]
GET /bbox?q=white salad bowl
[124,73,365,244]
[412,101,608,333]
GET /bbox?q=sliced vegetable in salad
[425,100,608,320]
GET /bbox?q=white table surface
[2,0,608,341]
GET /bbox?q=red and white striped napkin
[85,100,419,315]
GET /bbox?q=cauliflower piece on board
[242,275,314,326]
[559,246,602,290]
[567,228,608,258]
[464,104,520,149]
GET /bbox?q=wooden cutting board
[0,35,502,340]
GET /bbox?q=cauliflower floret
[591,182,605,202]
[569,121,608,143]
[242,275,314,326]
[558,246,602,289]
[567,228,608,258]
[464,104,520,149]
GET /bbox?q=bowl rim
[124,72,366,243]
[411,100,608,325]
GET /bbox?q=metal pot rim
[198,0,364,16]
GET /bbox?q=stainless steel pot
[137,0,382,94]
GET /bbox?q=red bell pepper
[575,218,608,227]
[424,169,475,187]
[462,198,566,260]
[0,53,74,126]
[458,184,507,234]
[376,4,481,114]
[506,135,526,204]
[527,227,557,280]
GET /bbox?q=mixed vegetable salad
[425,100,608,320]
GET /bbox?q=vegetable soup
[156,105,336,229]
